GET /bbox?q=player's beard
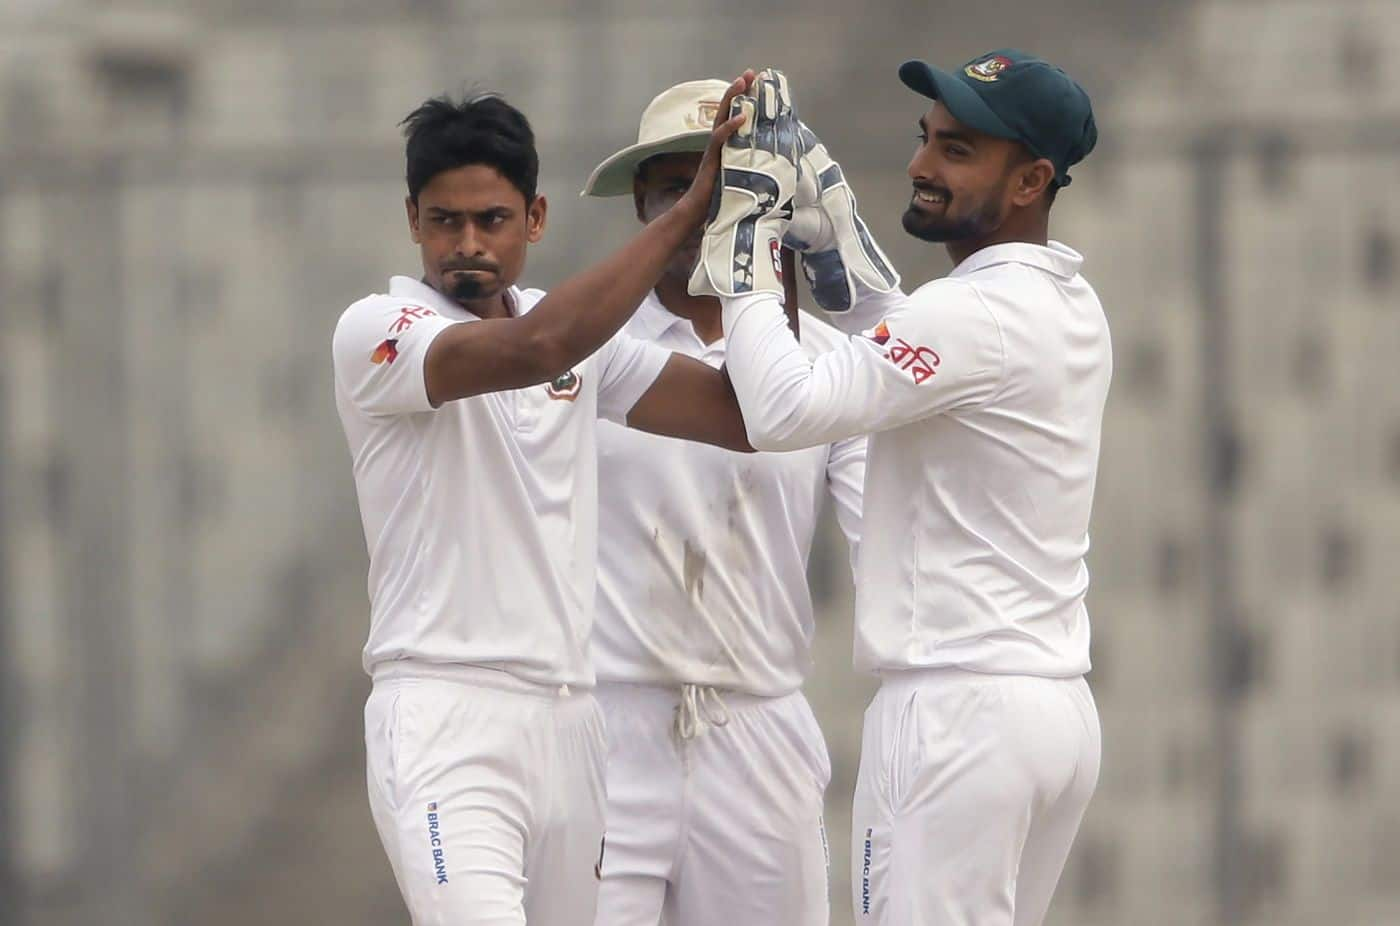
[902,181,1009,244]
[449,274,492,302]
[441,260,501,303]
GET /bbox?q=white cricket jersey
[721,241,1111,678]
[332,276,670,687]
[593,292,865,697]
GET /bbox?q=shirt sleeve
[332,296,459,417]
[719,278,1005,451]
[815,282,910,338]
[593,330,672,424]
[825,433,866,577]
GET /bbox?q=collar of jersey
[630,288,708,345]
[388,275,524,320]
[948,240,1083,280]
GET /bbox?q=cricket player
[579,79,867,925]
[690,56,1109,925]
[332,76,757,926]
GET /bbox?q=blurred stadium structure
[1,1,1398,924]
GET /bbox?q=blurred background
[1,0,1398,924]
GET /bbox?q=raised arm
[422,72,754,405]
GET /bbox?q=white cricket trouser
[851,668,1100,926]
[593,682,831,926]
[365,661,607,926]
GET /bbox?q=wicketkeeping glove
[688,68,801,300]
[782,121,901,312]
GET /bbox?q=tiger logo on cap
[683,100,722,130]
[966,55,1013,82]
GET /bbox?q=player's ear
[526,194,547,243]
[406,196,422,244]
[1011,158,1055,208]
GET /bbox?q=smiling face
[406,163,547,309]
[902,102,1047,244]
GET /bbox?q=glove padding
[782,122,901,311]
[688,69,801,299]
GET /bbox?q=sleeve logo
[390,305,438,334]
[370,339,399,365]
[863,320,940,383]
[887,338,941,384]
[370,305,438,366]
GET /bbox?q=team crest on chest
[545,369,583,401]
[966,55,1013,82]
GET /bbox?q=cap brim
[580,132,711,197]
[898,60,1018,141]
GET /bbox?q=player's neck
[655,273,723,345]
[945,212,1050,268]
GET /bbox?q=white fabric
[851,668,1100,925]
[719,241,1112,678]
[594,683,831,926]
[593,293,865,696]
[332,276,670,687]
[814,282,909,338]
[365,662,608,926]
[673,683,730,741]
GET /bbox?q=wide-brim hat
[581,78,730,197]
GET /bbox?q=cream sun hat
[580,79,730,197]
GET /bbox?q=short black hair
[400,93,539,204]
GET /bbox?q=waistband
[596,681,803,742]
[594,680,794,713]
[372,659,586,700]
[877,665,1086,693]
